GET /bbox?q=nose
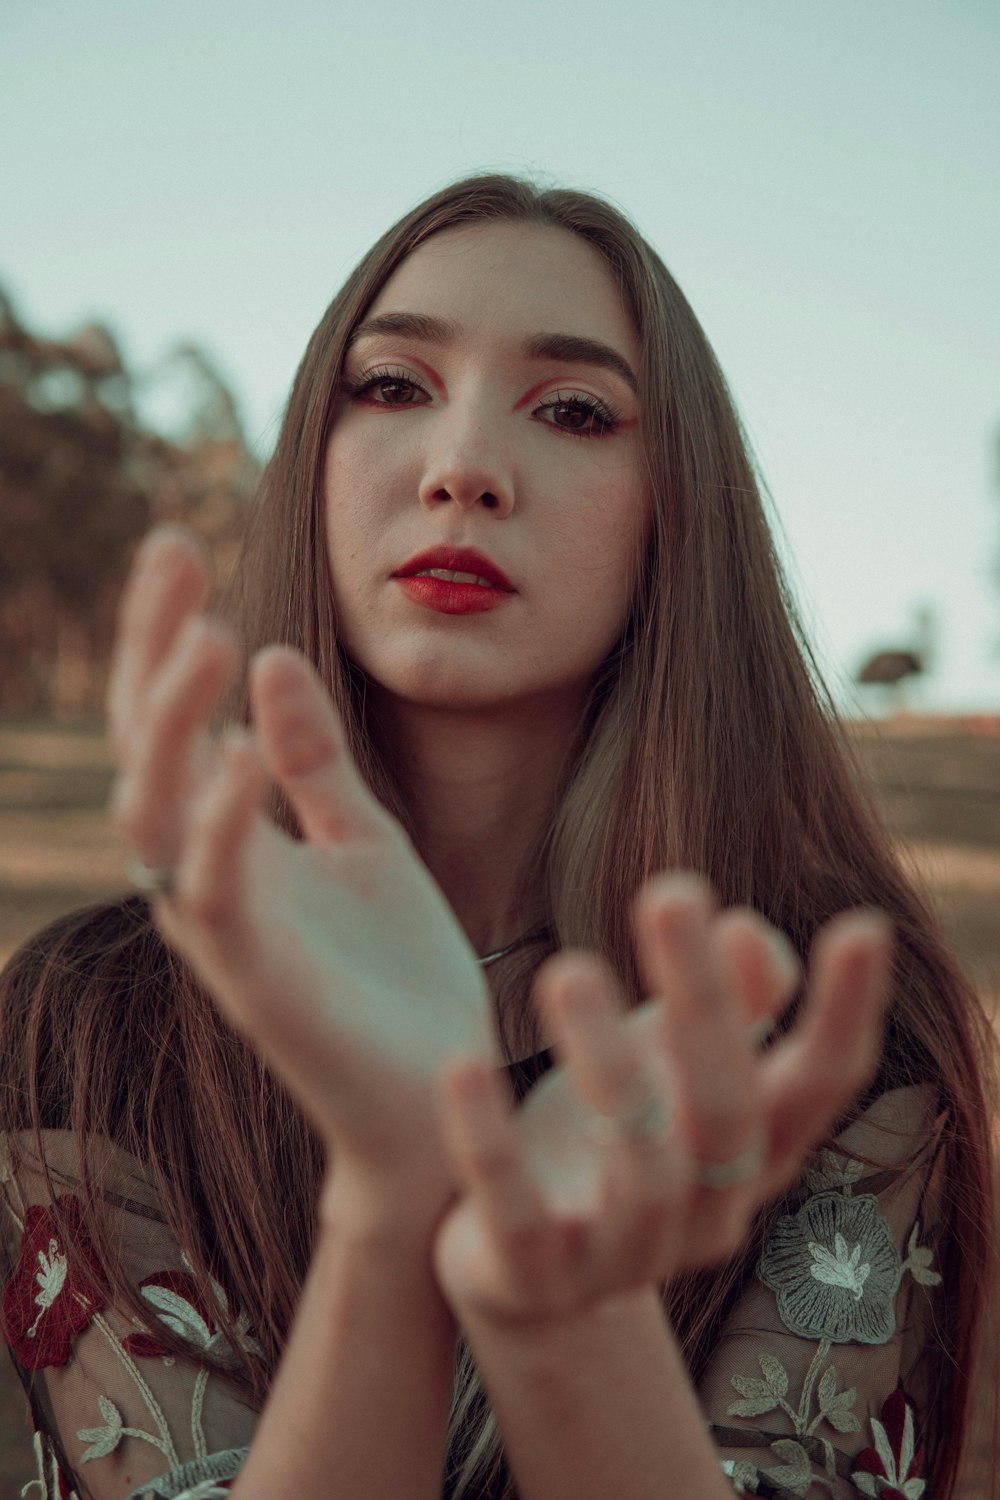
[417,408,514,517]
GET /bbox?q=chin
[402,677,519,711]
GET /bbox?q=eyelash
[343,365,623,439]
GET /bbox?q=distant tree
[0,286,261,717]
[139,341,250,450]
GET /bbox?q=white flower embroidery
[851,1398,925,1497]
[901,1222,942,1287]
[758,1192,901,1343]
[808,1232,871,1300]
[139,1284,220,1352]
[137,1273,262,1367]
[26,1238,68,1338]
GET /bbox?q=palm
[509,1002,667,1216]
[179,807,496,1143]
[109,531,496,1210]
[431,891,891,1326]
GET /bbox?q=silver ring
[695,1136,765,1190]
[125,856,177,898]
[583,1086,673,1149]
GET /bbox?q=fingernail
[648,872,712,907]
[766,930,801,986]
[842,910,893,946]
[138,525,189,566]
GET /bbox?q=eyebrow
[347,311,638,394]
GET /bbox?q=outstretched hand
[107,528,496,1230]
[430,877,892,1327]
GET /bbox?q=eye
[534,391,621,439]
[345,366,431,406]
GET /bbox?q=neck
[367,686,581,958]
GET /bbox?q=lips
[393,545,515,592]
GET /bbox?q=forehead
[366,221,639,361]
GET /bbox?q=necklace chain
[478,924,554,968]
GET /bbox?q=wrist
[453,1280,665,1352]
[319,1154,459,1251]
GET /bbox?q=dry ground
[0,715,997,1497]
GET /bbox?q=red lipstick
[392,545,516,617]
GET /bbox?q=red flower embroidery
[850,1387,925,1498]
[122,1264,261,1368]
[122,1269,213,1359]
[1,1196,108,1370]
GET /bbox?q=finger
[713,909,802,1046]
[537,952,674,1156]
[634,875,758,1167]
[633,874,722,1027]
[250,647,385,845]
[172,730,269,933]
[759,911,893,1194]
[535,953,682,1278]
[435,1056,556,1287]
[107,529,212,766]
[112,616,237,865]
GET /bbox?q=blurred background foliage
[0,286,260,718]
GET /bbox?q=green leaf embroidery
[728,1384,782,1419]
[77,1395,124,1462]
[763,1440,823,1497]
[729,1352,791,1418]
[720,1457,761,1493]
[758,1353,789,1396]
[816,1364,861,1434]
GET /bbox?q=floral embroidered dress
[1,1057,945,1500]
[701,1082,944,1500]
[0,1131,258,1500]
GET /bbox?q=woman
[0,174,994,1500]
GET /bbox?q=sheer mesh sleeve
[1,1130,258,1500]
[698,1084,946,1498]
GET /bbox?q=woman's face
[323,220,648,714]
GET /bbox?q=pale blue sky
[3,0,999,713]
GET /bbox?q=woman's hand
[107,528,497,1232]
[430,876,892,1327]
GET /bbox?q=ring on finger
[125,856,178,898]
[695,1134,765,1190]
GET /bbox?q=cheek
[324,433,400,556]
[551,468,647,580]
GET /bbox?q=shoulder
[0,896,174,1134]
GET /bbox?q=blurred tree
[0,286,260,718]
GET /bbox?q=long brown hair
[1,174,995,1499]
